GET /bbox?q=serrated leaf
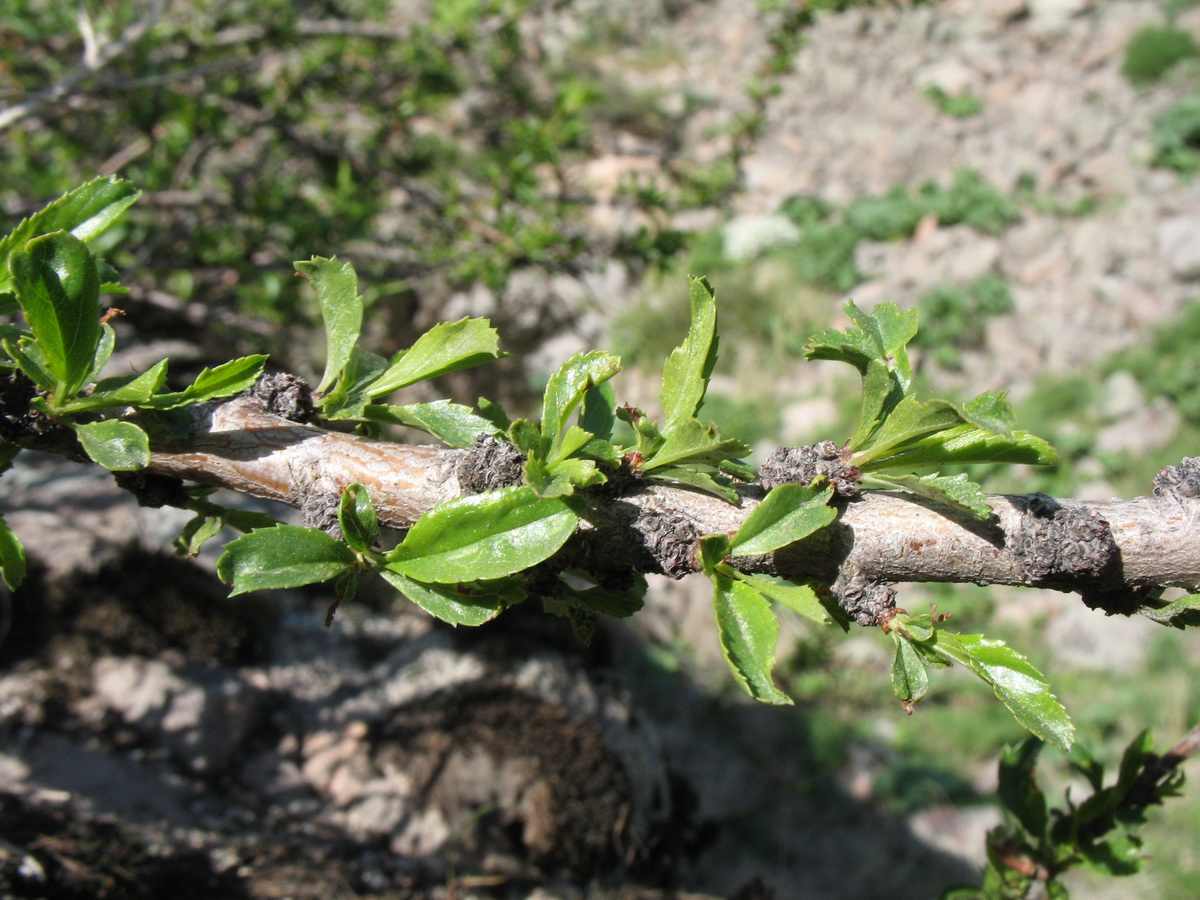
[929,631,1074,750]
[385,485,580,583]
[0,177,139,292]
[867,471,993,519]
[853,395,966,463]
[730,482,836,556]
[477,396,513,432]
[570,577,646,618]
[852,358,906,449]
[320,344,387,419]
[525,457,604,497]
[1137,593,1200,628]
[11,231,102,397]
[380,569,514,627]
[805,300,918,377]
[580,381,616,442]
[697,533,731,577]
[998,738,1048,840]
[0,515,26,590]
[296,256,363,394]
[83,323,116,385]
[65,359,169,412]
[1114,730,1154,802]
[551,425,597,464]
[151,355,268,408]
[962,390,1017,437]
[540,350,621,460]
[661,276,719,428]
[364,400,499,448]
[217,525,357,595]
[860,424,1058,470]
[734,572,831,625]
[712,576,793,705]
[73,420,150,471]
[891,633,930,703]
[645,466,739,502]
[3,336,57,391]
[642,417,750,471]
[175,514,226,558]
[338,483,379,552]
[367,317,504,397]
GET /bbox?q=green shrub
[912,276,1015,369]
[922,85,985,118]
[1151,96,1200,174]
[1122,24,1198,85]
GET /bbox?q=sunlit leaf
[73,420,150,471]
[386,485,580,583]
[217,525,356,595]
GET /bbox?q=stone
[93,657,265,775]
[1159,217,1200,281]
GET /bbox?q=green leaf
[804,300,918,377]
[642,417,750,471]
[175,514,226,558]
[866,471,993,519]
[580,381,616,442]
[217,525,357,595]
[385,485,580,583]
[338,483,379,552]
[296,257,363,394]
[64,359,169,412]
[852,358,906,449]
[0,442,18,474]
[0,515,26,590]
[173,502,279,558]
[10,231,102,397]
[730,482,836,556]
[1079,832,1144,877]
[852,395,966,463]
[570,577,646,618]
[891,633,930,704]
[962,390,1017,437]
[151,355,268,408]
[661,276,719,427]
[364,400,500,448]
[1137,593,1200,628]
[3,336,57,391]
[734,572,831,625]
[83,323,116,386]
[998,738,1048,840]
[712,575,793,705]
[862,424,1058,470]
[539,350,621,459]
[72,420,150,471]
[928,631,1074,750]
[380,569,516,627]
[645,466,739,502]
[476,396,513,432]
[525,456,604,497]
[320,345,388,419]
[0,177,140,291]
[697,533,732,578]
[366,317,504,397]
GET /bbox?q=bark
[6,382,1200,614]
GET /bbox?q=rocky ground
[3,1,1200,898]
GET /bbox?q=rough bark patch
[456,435,525,495]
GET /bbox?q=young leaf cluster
[943,732,1187,899]
[805,301,1056,518]
[0,179,268,587]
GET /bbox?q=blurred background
[3,0,1200,897]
